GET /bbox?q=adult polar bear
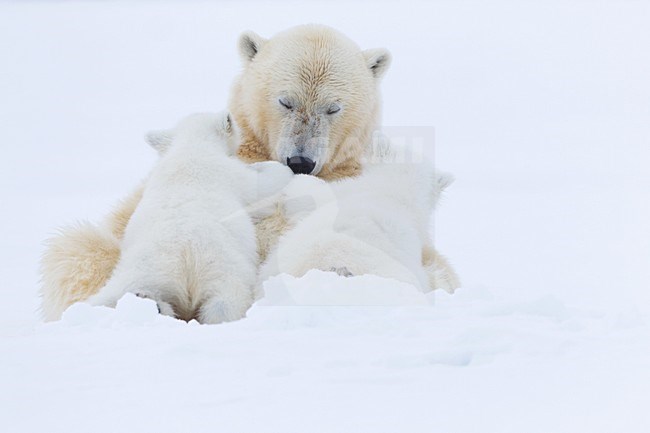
[40,24,459,321]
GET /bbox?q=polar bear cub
[85,112,293,323]
[257,143,453,297]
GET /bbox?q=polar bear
[40,25,459,321]
[85,112,292,324]
[257,143,454,296]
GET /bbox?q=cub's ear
[214,110,233,135]
[145,129,174,155]
[436,172,455,192]
[238,31,267,64]
[362,48,392,79]
[223,112,233,134]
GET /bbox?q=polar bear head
[230,24,391,179]
[358,141,454,235]
[145,111,239,156]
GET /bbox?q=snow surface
[1,1,649,432]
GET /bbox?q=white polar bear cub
[257,143,453,297]
[85,112,293,323]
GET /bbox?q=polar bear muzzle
[286,156,316,175]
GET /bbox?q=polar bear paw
[421,245,460,293]
[198,296,249,325]
[250,161,294,193]
[134,291,176,318]
[330,266,354,277]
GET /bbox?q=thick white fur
[257,143,453,297]
[85,112,293,323]
[232,24,392,180]
[39,26,459,320]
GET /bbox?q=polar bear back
[125,112,258,252]
[110,113,260,314]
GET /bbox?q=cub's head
[145,111,239,156]
[230,24,391,178]
[364,141,454,222]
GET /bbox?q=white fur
[257,143,453,297]
[231,24,392,178]
[85,112,293,323]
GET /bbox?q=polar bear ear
[436,172,455,192]
[145,129,174,155]
[224,112,234,134]
[363,48,392,79]
[238,31,267,64]
[215,111,233,135]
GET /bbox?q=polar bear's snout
[275,109,330,176]
[286,156,316,175]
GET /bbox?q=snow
[258,270,433,306]
[3,279,649,432]
[1,1,649,432]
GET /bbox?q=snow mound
[257,270,433,306]
[3,272,649,433]
[60,293,183,328]
[242,270,436,329]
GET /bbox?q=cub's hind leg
[133,290,176,318]
[197,278,254,324]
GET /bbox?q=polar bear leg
[197,280,254,324]
[254,205,289,265]
[84,278,128,308]
[422,244,460,293]
[85,276,177,319]
[133,291,176,318]
[246,162,294,223]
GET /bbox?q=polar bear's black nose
[286,156,316,175]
